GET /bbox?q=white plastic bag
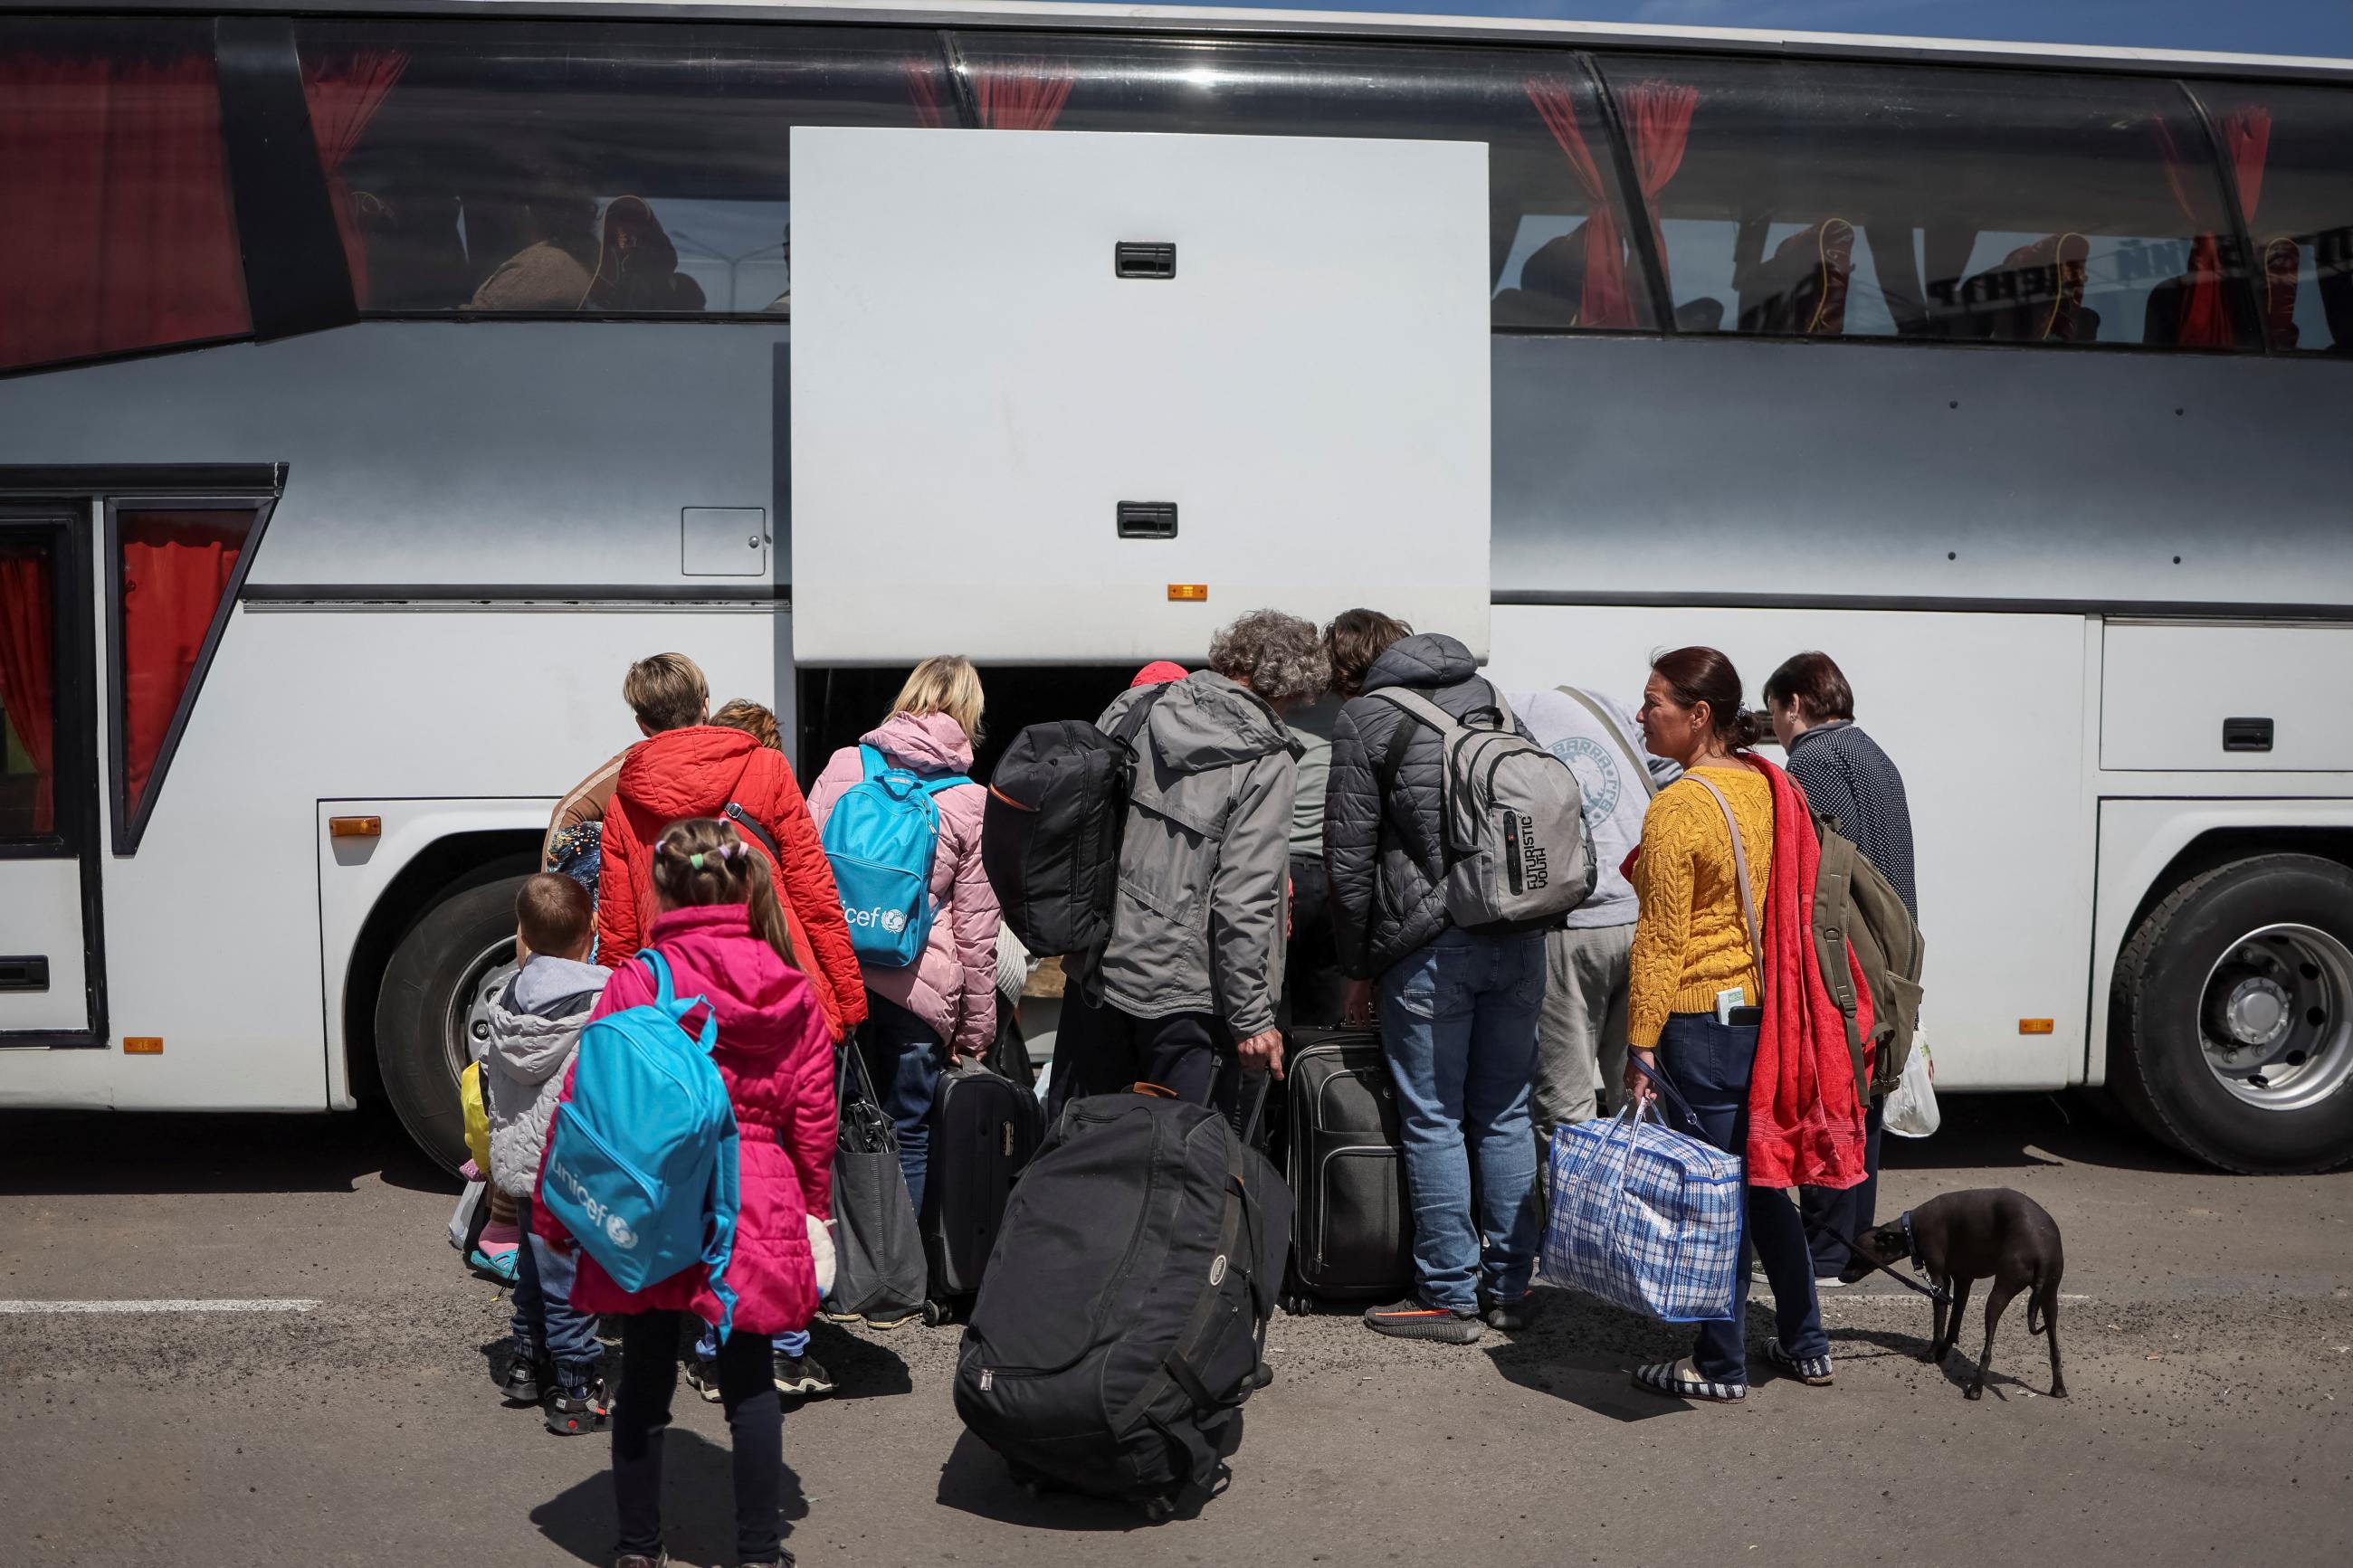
[446,1179,487,1251]
[808,1212,836,1298]
[1881,1028,1940,1139]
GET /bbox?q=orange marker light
[2019,1019,2055,1035]
[329,816,382,839]
[123,1037,163,1055]
[1167,584,1208,603]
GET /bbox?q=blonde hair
[710,698,781,751]
[624,651,709,732]
[649,817,798,969]
[891,655,986,746]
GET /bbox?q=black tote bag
[824,1039,929,1321]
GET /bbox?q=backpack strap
[634,947,719,1049]
[1558,686,1656,800]
[1112,681,1171,751]
[722,801,780,864]
[1688,776,1764,992]
[635,947,678,1010]
[858,743,889,783]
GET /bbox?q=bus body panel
[2102,622,2353,772]
[1489,603,2095,1092]
[0,860,88,1034]
[789,127,1492,664]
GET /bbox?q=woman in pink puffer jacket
[807,655,1000,1219]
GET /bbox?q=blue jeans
[1652,1012,1828,1383]
[1375,927,1548,1311]
[511,1197,600,1376]
[697,1325,807,1361]
[863,993,946,1215]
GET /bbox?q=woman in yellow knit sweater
[1624,647,1831,1403]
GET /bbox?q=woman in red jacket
[594,651,866,1042]
[545,815,834,1568]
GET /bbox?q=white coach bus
[3,1,2350,1175]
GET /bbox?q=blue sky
[1183,2,2353,60]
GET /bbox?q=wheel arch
[325,813,545,1109]
[2091,799,2353,1088]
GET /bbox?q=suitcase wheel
[1280,1293,1311,1317]
[1139,1496,1176,1523]
[921,1298,954,1328]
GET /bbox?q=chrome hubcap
[2197,924,2353,1112]
[448,938,520,1079]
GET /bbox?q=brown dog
[1841,1188,2067,1401]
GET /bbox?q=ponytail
[650,817,801,970]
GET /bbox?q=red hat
[1130,660,1188,689]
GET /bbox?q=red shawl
[1744,755,1872,1190]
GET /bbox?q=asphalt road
[3,1094,2348,1568]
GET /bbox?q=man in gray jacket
[1058,610,1328,1114]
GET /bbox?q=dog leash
[1817,1215,1953,1305]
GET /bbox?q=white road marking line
[0,1298,322,1315]
[1814,1292,2094,1306]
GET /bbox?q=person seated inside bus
[1958,233,2101,345]
[1735,218,1856,337]
[584,195,706,313]
[1491,226,1588,329]
[467,182,603,312]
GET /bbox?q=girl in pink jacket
[807,655,1000,1223]
[538,815,833,1568]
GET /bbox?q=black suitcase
[920,1060,1043,1322]
[953,1089,1291,1518]
[1281,1028,1415,1312]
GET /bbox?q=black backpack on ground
[982,687,1167,958]
[919,1060,1043,1319]
[952,1088,1291,1518]
[1280,1028,1415,1311]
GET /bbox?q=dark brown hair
[650,817,798,969]
[1323,608,1414,699]
[515,872,594,957]
[1762,651,1856,724]
[1651,645,1766,750]
[710,698,782,751]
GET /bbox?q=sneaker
[466,1246,519,1286]
[1631,1357,1747,1402]
[1363,1297,1483,1344]
[1761,1337,1834,1386]
[773,1350,835,1399]
[860,1306,921,1332]
[1481,1294,1541,1333]
[683,1354,723,1404]
[611,1554,667,1568]
[497,1348,544,1405]
[543,1373,609,1437]
[1814,1273,1848,1289]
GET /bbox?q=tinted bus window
[1599,56,2257,350]
[2188,81,2353,354]
[0,19,250,373]
[957,33,1651,330]
[291,22,948,314]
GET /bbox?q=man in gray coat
[1058,610,1328,1114]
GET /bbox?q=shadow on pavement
[1834,1326,2047,1402]
[934,1427,1226,1530]
[0,1101,450,1196]
[529,1428,809,1567]
[1880,1092,2205,1176]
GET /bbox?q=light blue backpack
[538,949,743,1336]
[820,744,969,968]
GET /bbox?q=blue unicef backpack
[821,745,969,968]
[538,949,743,1336]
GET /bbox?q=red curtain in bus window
[0,548,56,835]
[1523,80,1634,329]
[1617,80,1698,291]
[117,510,254,824]
[906,62,951,128]
[300,51,408,309]
[0,49,248,371]
[2152,109,2271,349]
[970,62,1075,129]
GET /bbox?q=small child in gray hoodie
[484,873,609,1435]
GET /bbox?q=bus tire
[2110,853,2353,1174]
[375,872,531,1174]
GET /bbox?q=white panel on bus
[0,860,87,1033]
[789,127,1491,665]
[2101,622,2353,772]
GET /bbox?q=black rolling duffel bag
[919,1060,1043,1319]
[952,1087,1291,1517]
[1281,1028,1415,1312]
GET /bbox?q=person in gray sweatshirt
[484,874,610,1436]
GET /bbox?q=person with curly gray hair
[1055,610,1325,1118]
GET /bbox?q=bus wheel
[2110,853,2353,1174]
[375,873,529,1174]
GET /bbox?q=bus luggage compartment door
[787,126,1491,664]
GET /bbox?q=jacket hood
[640,903,813,1064]
[1118,670,1298,774]
[861,710,974,775]
[511,955,608,1016]
[617,725,765,822]
[1362,632,1479,695]
[485,960,604,1082]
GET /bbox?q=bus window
[0,19,250,374]
[2187,81,2353,354]
[955,33,1653,331]
[290,22,948,315]
[1599,55,2259,351]
[0,537,58,838]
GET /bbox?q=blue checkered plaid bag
[1539,1068,1743,1323]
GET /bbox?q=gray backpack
[1373,687,1596,927]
